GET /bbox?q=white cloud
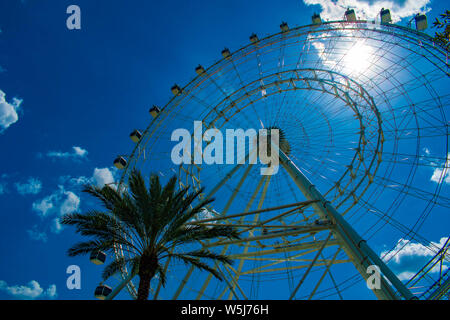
[51,217,63,234]
[396,271,417,281]
[311,41,325,56]
[27,225,48,242]
[197,207,217,220]
[430,153,450,184]
[419,148,449,184]
[0,280,57,300]
[431,168,450,184]
[60,167,117,189]
[302,0,431,23]
[45,284,57,299]
[59,190,80,216]
[28,166,118,240]
[32,186,80,234]
[15,177,42,195]
[0,89,22,133]
[46,146,88,160]
[59,175,90,187]
[29,166,116,238]
[190,207,220,227]
[73,146,88,157]
[32,195,55,217]
[381,237,449,280]
[92,167,115,188]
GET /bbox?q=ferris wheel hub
[261,126,291,155]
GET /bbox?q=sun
[344,41,373,73]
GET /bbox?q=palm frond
[101,256,127,281]
[83,183,147,243]
[128,170,152,227]
[113,191,147,243]
[169,253,224,281]
[62,211,126,239]
[141,173,168,242]
[155,262,167,287]
[82,184,121,211]
[67,239,115,257]
[62,211,142,254]
[184,249,233,265]
[148,173,162,198]
[167,225,239,249]
[101,256,140,281]
[159,190,214,245]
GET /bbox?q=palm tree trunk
[137,253,157,300]
[137,272,154,300]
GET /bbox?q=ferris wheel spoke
[223,174,272,299]
[355,197,442,252]
[307,247,343,300]
[289,232,333,300]
[230,60,265,128]
[191,168,268,299]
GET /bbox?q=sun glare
[344,41,373,73]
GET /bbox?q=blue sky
[0,0,448,300]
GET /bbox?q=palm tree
[61,169,240,300]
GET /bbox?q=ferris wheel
[107,8,449,300]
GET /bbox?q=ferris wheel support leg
[174,164,255,300]
[226,174,272,300]
[214,174,268,300]
[172,266,195,299]
[195,164,254,300]
[204,151,253,200]
[279,150,415,300]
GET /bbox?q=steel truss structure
[113,20,450,300]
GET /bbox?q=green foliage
[432,10,450,50]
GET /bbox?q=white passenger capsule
[171,84,181,96]
[149,105,160,118]
[195,65,205,75]
[312,13,322,25]
[345,8,356,22]
[90,251,106,265]
[113,156,127,169]
[222,48,231,60]
[94,285,112,300]
[129,129,142,143]
[250,33,259,44]
[415,14,428,31]
[380,8,391,24]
